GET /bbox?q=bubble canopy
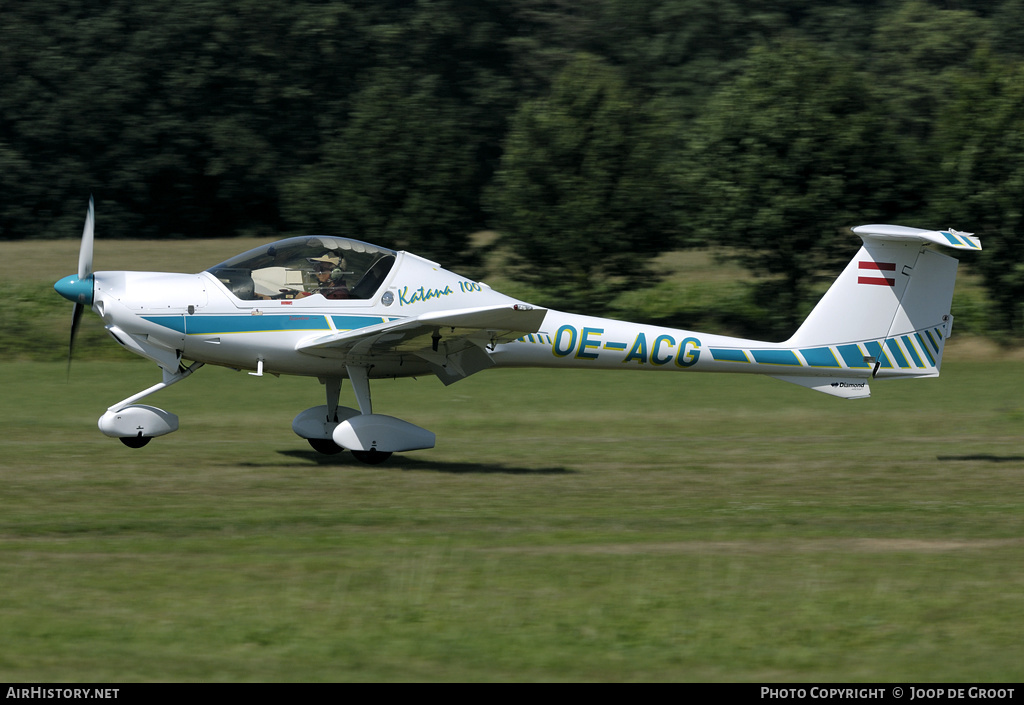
[206,236,397,301]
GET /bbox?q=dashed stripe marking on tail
[704,327,945,372]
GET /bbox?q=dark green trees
[681,38,920,337]
[487,54,676,313]
[933,55,1024,333]
[282,70,484,261]
[3,0,1024,339]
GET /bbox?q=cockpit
[206,236,397,301]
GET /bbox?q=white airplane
[55,198,981,463]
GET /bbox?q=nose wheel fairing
[98,404,179,442]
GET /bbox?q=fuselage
[81,241,943,390]
[53,204,974,454]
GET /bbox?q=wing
[296,304,547,384]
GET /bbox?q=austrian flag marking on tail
[858,261,896,286]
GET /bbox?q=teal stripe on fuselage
[902,335,924,367]
[332,315,387,330]
[143,315,186,333]
[710,348,749,363]
[141,314,333,335]
[800,347,840,368]
[188,314,330,335]
[751,349,801,366]
[863,340,892,369]
[915,333,936,366]
[837,344,870,368]
[885,339,910,368]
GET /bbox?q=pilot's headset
[330,257,347,283]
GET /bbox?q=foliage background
[3,0,1023,337]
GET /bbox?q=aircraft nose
[55,274,94,305]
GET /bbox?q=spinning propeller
[54,197,96,374]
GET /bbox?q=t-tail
[773,224,981,397]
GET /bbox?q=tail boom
[490,224,975,400]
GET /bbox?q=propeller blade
[68,301,84,378]
[64,197,96,379]
[78,196,94,280]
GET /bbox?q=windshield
[206,236,397,301]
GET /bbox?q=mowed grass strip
[1,360,1022,681]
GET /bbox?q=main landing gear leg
[298,367,434,465]
[306,377,346,455]
[325,376,342,422]
[345,365,373,415]
[344,365,392,465]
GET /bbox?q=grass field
[1,359,1022,681]
[3,235,1022,680]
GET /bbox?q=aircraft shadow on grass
[272,449,575,475]
[936,454,1024,463]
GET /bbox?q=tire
[307,438,344,455]
[351,450,392,465]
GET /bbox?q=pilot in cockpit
[308,254,351,299]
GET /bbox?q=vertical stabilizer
[787,239,923,348]
[785,225,978,378]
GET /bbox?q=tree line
[2,0,1023,337]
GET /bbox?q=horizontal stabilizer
[851,224,981,251]
[771,375,871,399]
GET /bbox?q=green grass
[1,360,1023,681]
[4,236,1022,679]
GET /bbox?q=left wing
[296,304,547,384]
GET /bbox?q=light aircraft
[55,198,981,463]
